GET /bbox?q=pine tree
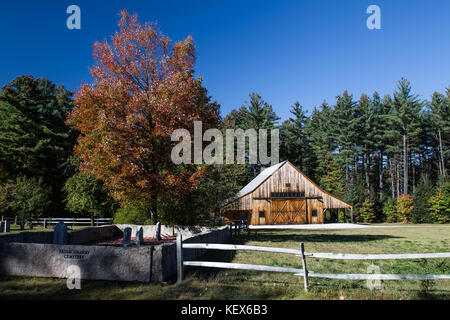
[0,75,77,214]
[223,92,280,176]
[412,178,436,223]
[390,78,424,195]
[306,102,335,182]
[430,91,449,178]
[280,101,312,174]
[333,91,358,183]
[320,154,345,198]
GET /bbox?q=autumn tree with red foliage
[67,11,220,222]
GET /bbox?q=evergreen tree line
[277,78,448,223]
[0,75,448,225]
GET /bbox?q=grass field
[5,224,96,234]
[0,224,449,300]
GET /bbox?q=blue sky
[0,0,449,121]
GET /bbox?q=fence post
[177,234,184,284]
[228,223,232,240]
[300,242,309,292]
[14,216,17,225]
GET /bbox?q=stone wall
[0,231,53,244]
[115,224,212,239]
[0,225,230,283]
[0,243,151,282]
[68,225,123,245]
[0,225,122,245]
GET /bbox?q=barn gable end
[221,161,353,225]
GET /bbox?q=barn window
[259,211,266,218]
[271,192,302,199]
[312,210,318,217]
[285,183,291,188]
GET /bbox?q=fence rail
[307,252,450,260]
[183,261,304,274]
[1,216,113,228]
[176,234,450,292]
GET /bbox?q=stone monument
[155,222,161,241]
[53,221,68,245]
[135,227,144,246]
[122,227,132,247]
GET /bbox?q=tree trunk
[365,151,370,196]
[396,160,400,198]
[438,129,446,178]
[151,202,158,224]
[345,165,349,186]
[411,153,416,194]
[379,151,383,202]
[389,157,395,199]
[403,134,408,195]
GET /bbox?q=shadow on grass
[184,247,236,281]
[235,231,402,244]
[182,231,400,282]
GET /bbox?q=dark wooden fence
[1,216,113,228]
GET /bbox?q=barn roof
[235,161,288,199]
[222,160,353,209]
[220,161,287,207]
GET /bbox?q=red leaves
[67,10,219,207]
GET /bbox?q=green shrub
[337,210,345,223]
[383,197,398,223]
[412,179,436,223]
[63,172,116,222]
[397,194,414,223]
[359,198,377,223]
[0,176,51,220]
[114,202,152,225]
[428,182,450,223]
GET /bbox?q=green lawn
[0,224,449,300]
[5,224,94,234]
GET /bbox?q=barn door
[271,199,306,224]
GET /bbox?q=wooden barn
[221,161,353,225]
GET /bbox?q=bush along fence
[176,235,450,292]
[1,216,113,230]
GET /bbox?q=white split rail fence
[176,234,450,292]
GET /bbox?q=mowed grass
[0,224,449,300]
[5,224,87,235]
